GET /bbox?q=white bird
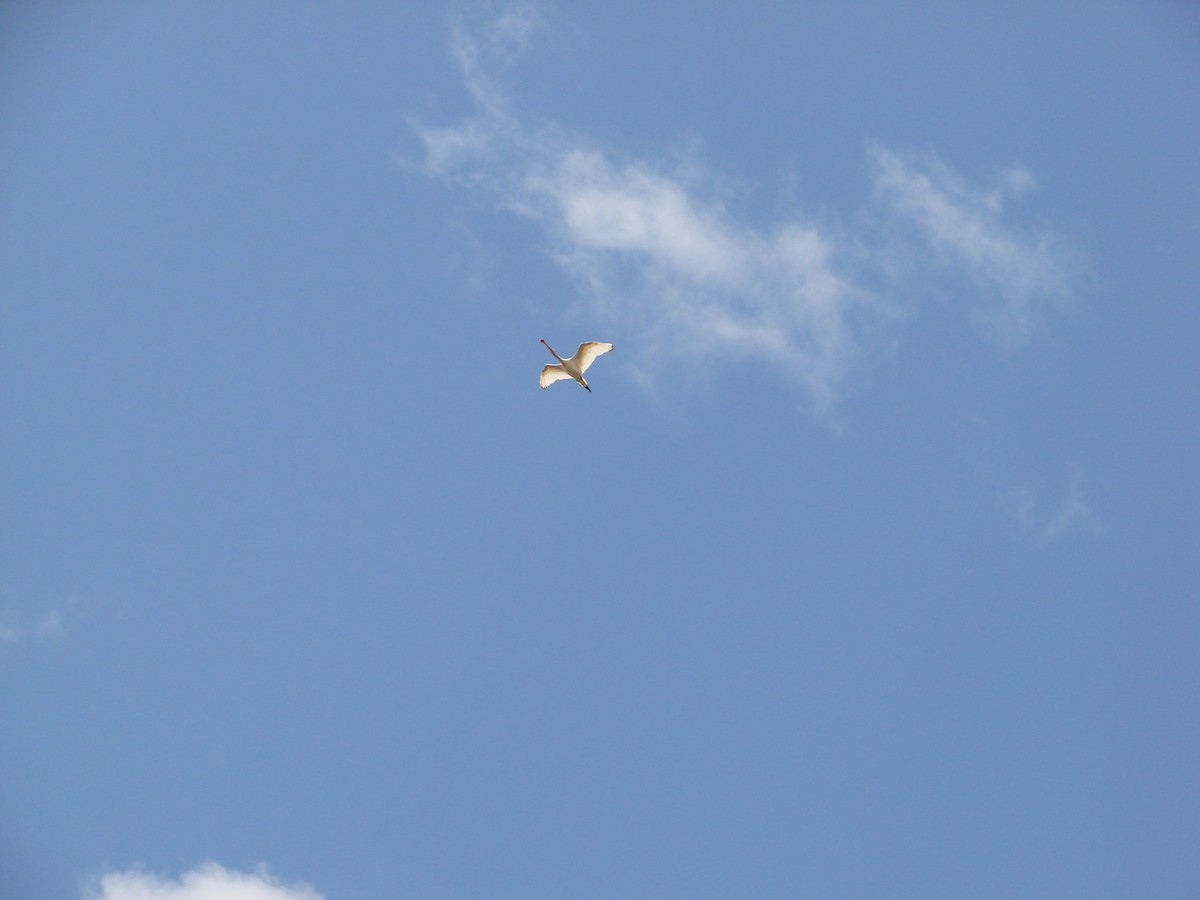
[539,338,614,392]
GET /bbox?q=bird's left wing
[539,363,573,388]
[571,342,614,373]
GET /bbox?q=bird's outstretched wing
[570,342,614,373]
[539,363,574,388]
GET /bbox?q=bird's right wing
[571,341,614,373]
[539,364,573,388]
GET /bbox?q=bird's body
[539,339,614,392]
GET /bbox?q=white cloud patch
[520,148,875,405]
[37,607,65,637]
[1,607,66,644]
[83,862,322,900]
[489,0,542,63]
[415,18,875,407]
[870,146,1074,343]
[1007,465,1104,545]
[413,6,1077,405]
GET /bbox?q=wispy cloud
[1,607,66,645]
[869,146,1075,343]
[412,6,1077,405]
[1007,465,1104,545]
[488,0,542,63]
[523,147,879,405]
[83,862,323,900]
[414,17,877,407]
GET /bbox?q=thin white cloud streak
[1,607,65,644]
[1008,465,1104,545]
[489,1,542,63]
[414,8,1076,404]
[83,862,323,900]
[870,146,1074,343]
[37,608,64,637]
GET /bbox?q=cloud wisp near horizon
[411,7,1078,407]
[83,862,323,900]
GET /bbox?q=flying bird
[539,338,614,392]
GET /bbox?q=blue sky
[2,2,1197,897]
